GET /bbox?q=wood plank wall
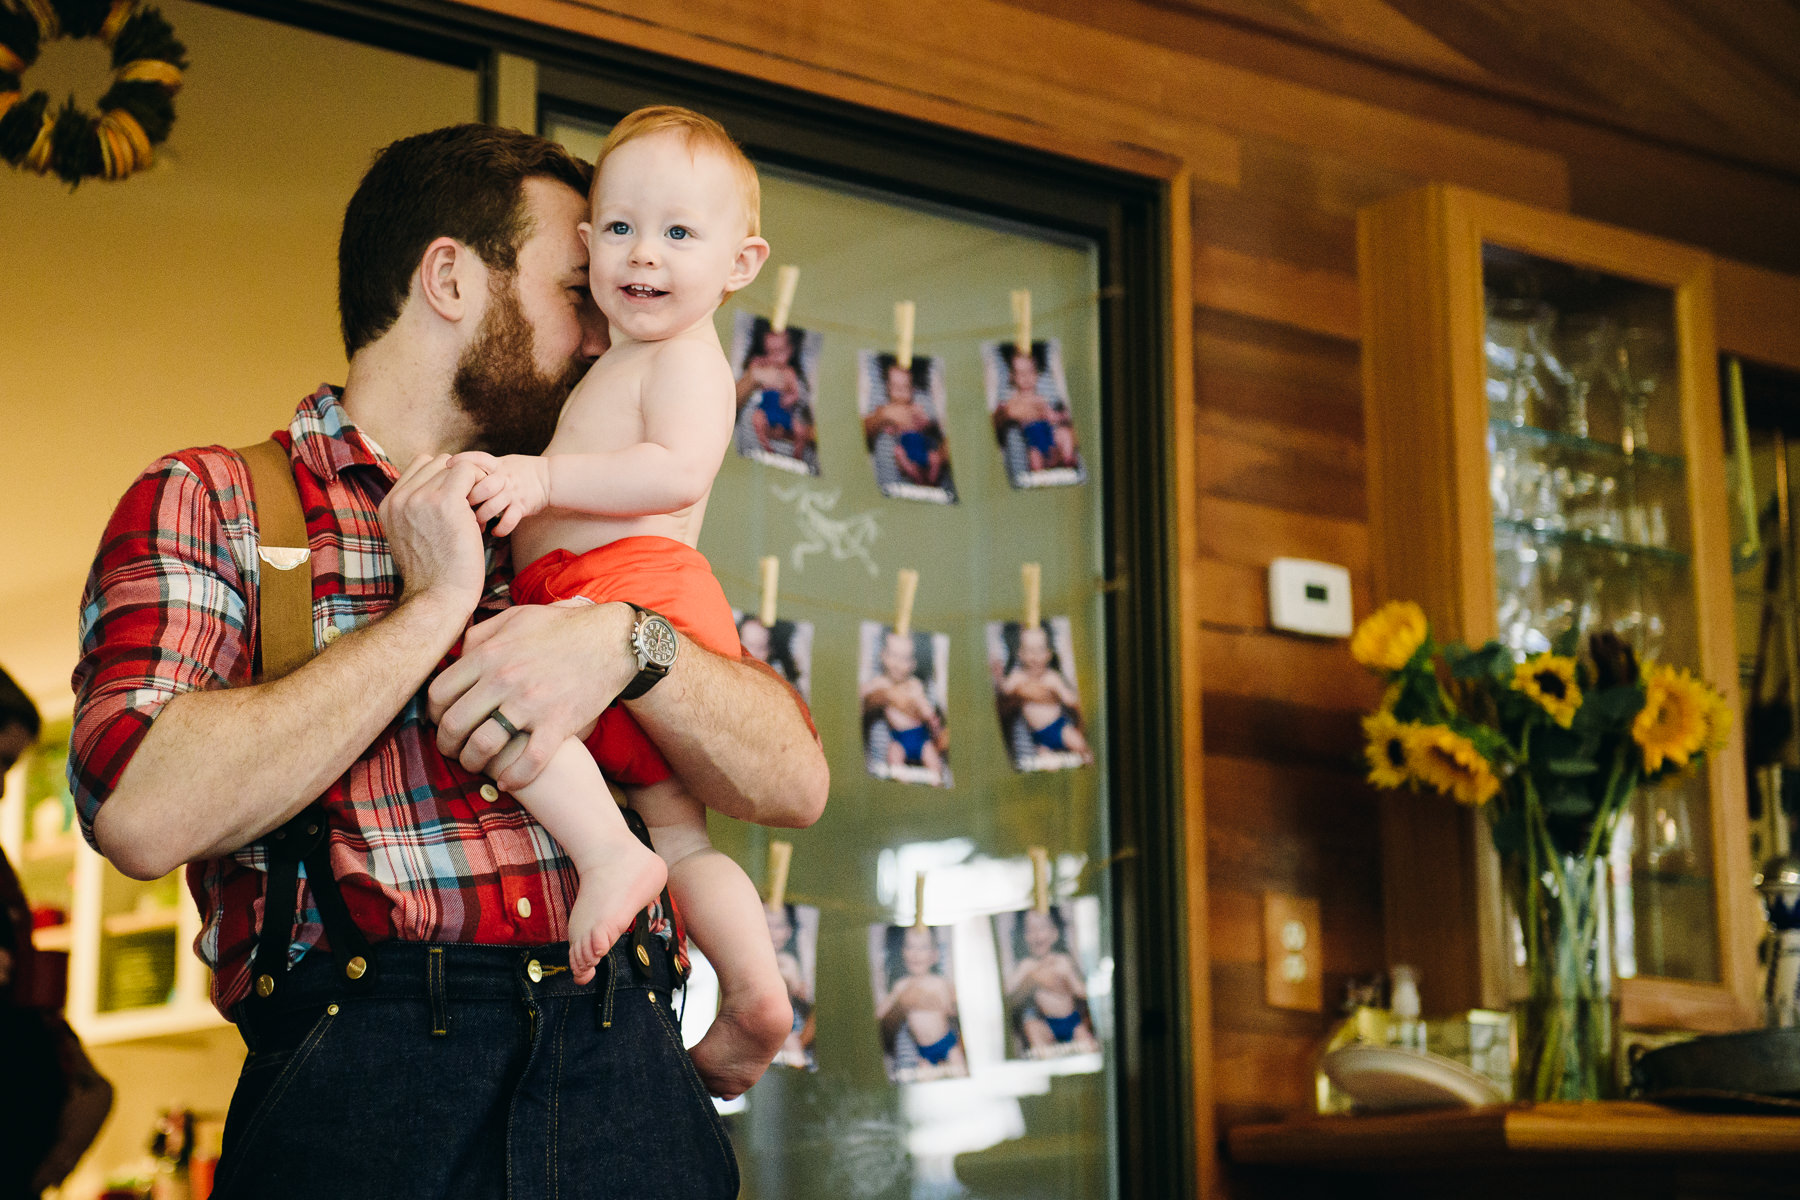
[457,0,1800,1193]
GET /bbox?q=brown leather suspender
[237,439,314,681]
[236,439,374,998]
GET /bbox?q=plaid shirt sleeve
[68,448,255,847]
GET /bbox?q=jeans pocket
[645,993,739,1192]
[213,1005,338,1197]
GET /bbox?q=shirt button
[321,625,342,645]
[479,784,499,803]
[516,897,532,919]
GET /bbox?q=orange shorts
[510,536,741,787]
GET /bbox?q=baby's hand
[453,452,552,537]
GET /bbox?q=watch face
[639,614,679,668]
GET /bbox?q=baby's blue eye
[667,225,691,240]
[607,221,630,235]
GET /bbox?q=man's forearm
[629,639,828,828]
[94,591,468,878]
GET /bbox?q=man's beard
[451,277,584,456]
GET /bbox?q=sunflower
[1409,724,1501,806]
[1362,710,1418,790]
[1633,665,1711,773]
[1351,601,1428,672]
[1512,654,1581,727]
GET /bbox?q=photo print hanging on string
[994,901,1103,1064]
[989,565,1091,772]
[983,340,1085,489]
[987,616,1092,772]
[983,291,1085,489]
[735,557,813,701]
[870,920,968,1083]
[859,570,952,787]
[730,267,822,475]
[763,842,820,1072]
[857,301,957,504]
[859,621,953,788]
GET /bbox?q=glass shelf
[1489,419,1685,473]
[1492,517,1691,569]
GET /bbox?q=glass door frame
[208,1,1195,1192]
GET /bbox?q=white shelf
[76,1002,230,1046]
[103,907,183,937]
[31,923,73,951]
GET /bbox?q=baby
[737,323,813,461]
[452,106,788,1099]
[997,624,1091,762]
[998,346,1075,472]
[1005,907,1097,1054]
[876,924,965,1073]
[764,902,814,1069]
[863,356,948,488]
[863,630,944,777]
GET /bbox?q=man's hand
[454,451,554,537]
[380,453,489,614]
[429,599,636,790]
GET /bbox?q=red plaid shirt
[69,386,683,1015]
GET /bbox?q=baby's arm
[630,777,790,1097]
[461,341,736,531]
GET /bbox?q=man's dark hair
[338,124,593,357]
[0,665,40,739]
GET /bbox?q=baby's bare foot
[566,835,667,985]
[690,987,792,1100]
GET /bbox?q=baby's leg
[632,779,792,1099]
[512,737,667,985]
[1062,724,1092,759]
[920,738,943,775]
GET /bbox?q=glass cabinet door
[1480,248,1716,987]
[1361,184,1759,1032]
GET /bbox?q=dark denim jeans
[212,939,737,1199]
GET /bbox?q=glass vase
[1506,845,1621,1101]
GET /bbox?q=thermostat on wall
[1268,557,1353,638]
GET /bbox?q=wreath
[0,0,185,185]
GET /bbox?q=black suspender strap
[237,439,374,999]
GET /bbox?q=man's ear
[725,236,771,294]
[417,236,479,323]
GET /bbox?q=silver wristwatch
[620,604,678,700]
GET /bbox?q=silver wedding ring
[487,710,524,740]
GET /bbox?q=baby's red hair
[593,105,761,237]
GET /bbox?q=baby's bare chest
[546,358,651,454]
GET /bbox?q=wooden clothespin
[895,301,916,371]
[914,870,928,929]
[1022,562,1042,630]
[758,556,780,627]
[766,840,792,909]
[1028,846,1051,913]
[894,568,919,638]
[1011,289,1032,355]
[771,265,800,334]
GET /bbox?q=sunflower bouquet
[1350,600,1730,1101]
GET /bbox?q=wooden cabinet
[2,721,225,1043]
[1358,184,1760,1031]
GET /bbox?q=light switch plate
[1263,892,1323,1012]
[1268,557,1353,637]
